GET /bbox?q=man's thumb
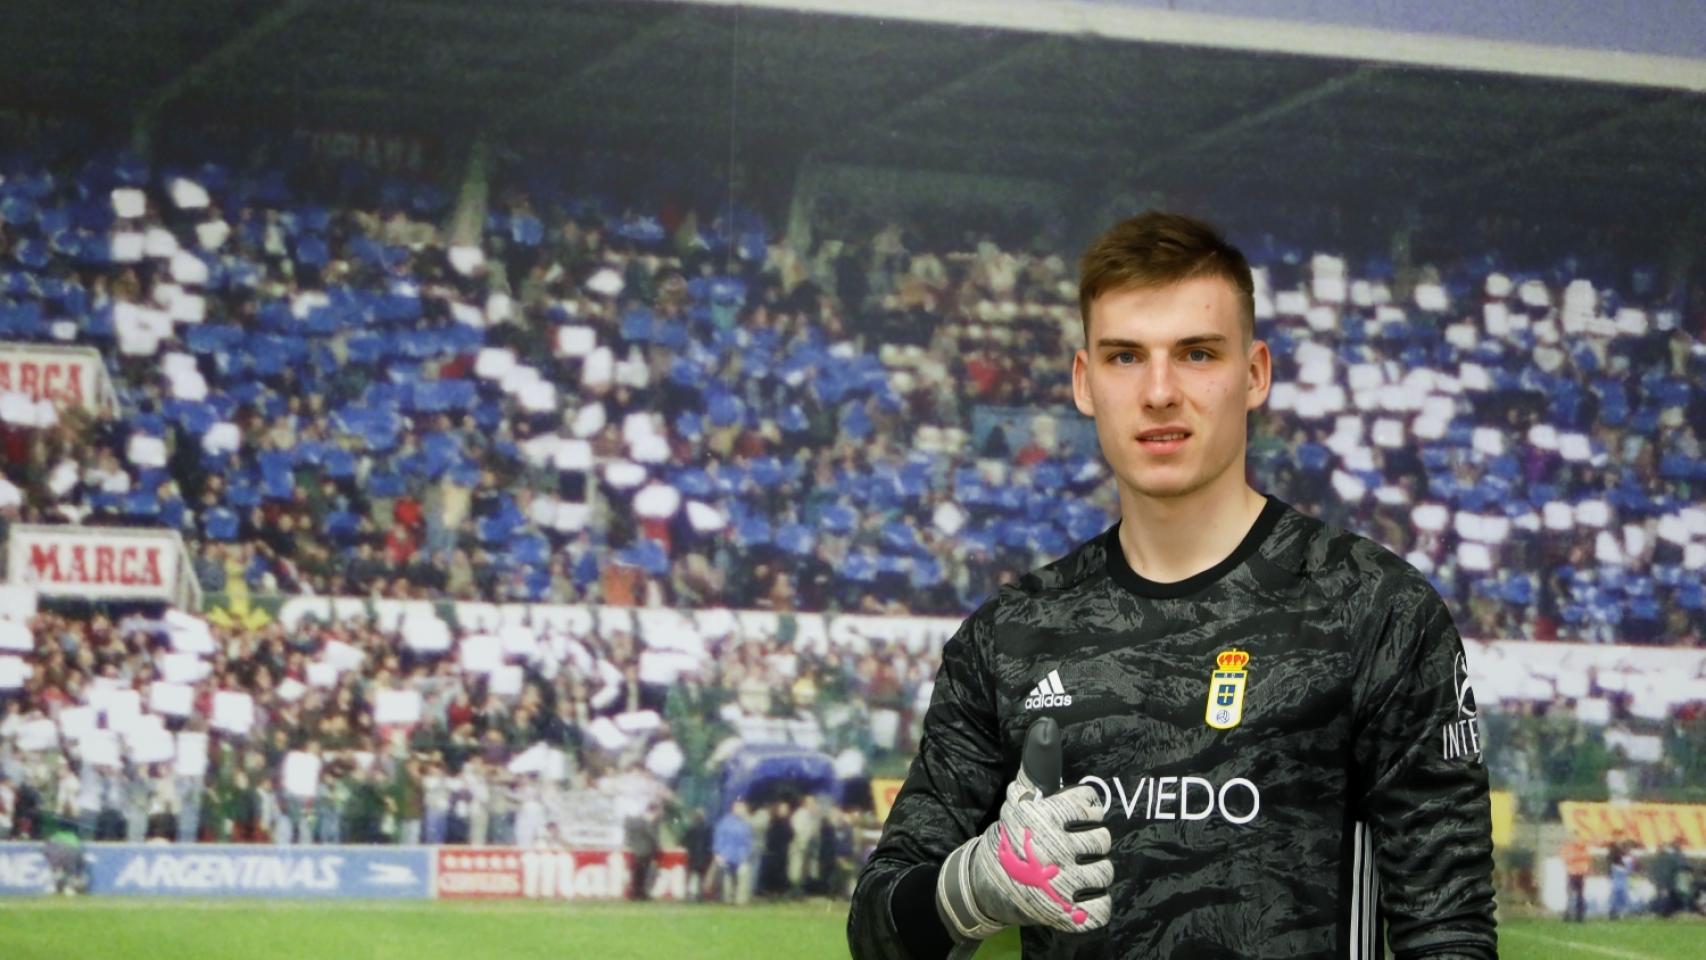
[1020,717,1062,798]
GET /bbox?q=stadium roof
[1,0,1702,242]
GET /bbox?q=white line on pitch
[1503,928,1663,960]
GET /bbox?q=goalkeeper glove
[935,721,1113,940]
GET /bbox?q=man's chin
[1117,476,1203,501]
[1111,458,1236,500]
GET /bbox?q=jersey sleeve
[1350,566,1498,960]
[847,601,1007,960]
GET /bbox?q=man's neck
[1114,475,1267,585]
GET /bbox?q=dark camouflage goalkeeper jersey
[848,493,1497,960]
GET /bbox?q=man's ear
[1072,349,1095,417]
[1245,339,1271,411]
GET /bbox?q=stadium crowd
[0,143,1705,915]
[0,600,903,894]
[0,144,1701,639]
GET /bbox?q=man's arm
[848,603,1006,960]
[1351,566,1497,960]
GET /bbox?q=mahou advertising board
[435,848,688,901]
[5,524,202,608]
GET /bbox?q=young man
[848,212,1497,958]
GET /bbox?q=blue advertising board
[0,843,432,898]
[0,843,54,894]
[90,844,433,898]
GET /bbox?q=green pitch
[2,899,1700,958]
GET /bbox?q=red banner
[0,345,115,414]
[6,525,199,608]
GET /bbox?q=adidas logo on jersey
[1024,670,1072,709]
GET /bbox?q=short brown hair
[1078,211,1255,347]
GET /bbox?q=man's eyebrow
[1094,334,1228,349]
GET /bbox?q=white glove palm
[936,768,1113,940]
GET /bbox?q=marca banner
[1558,801,1706,849]
[0,843,54,894]
[7,524,202,608]
[0,343,117,415]
[86,845,432,898]
[435,847,687,901]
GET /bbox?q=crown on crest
[1216,650,1250,671]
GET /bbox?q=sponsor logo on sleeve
[1441,652,1483,762]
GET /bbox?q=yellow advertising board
[872,778,905,824]
[1488,790,1514,849]
[1558,801,1706,849]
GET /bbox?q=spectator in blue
[1608,832,1635,919]
[712,800,754,905]
[422,760,451,845]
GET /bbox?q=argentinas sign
[6,524,201,608]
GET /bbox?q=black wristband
[889,862,957,959]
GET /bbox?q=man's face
[1072,275,1270,502]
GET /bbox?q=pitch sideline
[1502,927,1664,960]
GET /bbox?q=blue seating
[509,214,544,247]
[745,457,783,489]
[882,521,919,554]
[1680,582,1705,611]
[121,490,160,518]
[1659,455,1698,480]
[409,380,477,413]
[366,469,405,498]
[875,555,911,578]
[707,391,743,428]
[911,556,944,588]
[375,293,422,325]
[203,508,238,541]
[841,552,877,583]
[819,504,856,536]
[320,448,356,479]
[476,515,514,546]
[734,517,772,549]
[615,540,668,576]
[510,533,550,568]
[325,511,360,544]
[1297,443,1330,473]
[775,524,815,556]
[226,477,261,509]
[621,308,654,343]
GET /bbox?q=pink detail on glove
[996,824,1089,925]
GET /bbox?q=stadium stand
[1,143,1704,891]
[0,147,1702,633]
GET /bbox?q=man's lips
[1135,431,1191,455]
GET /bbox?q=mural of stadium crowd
[0,131,1703,914]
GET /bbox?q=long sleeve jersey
[848,493,1496,959]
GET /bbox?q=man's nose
[1142,357,1181,408]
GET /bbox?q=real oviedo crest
[1205,649,1250,730]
